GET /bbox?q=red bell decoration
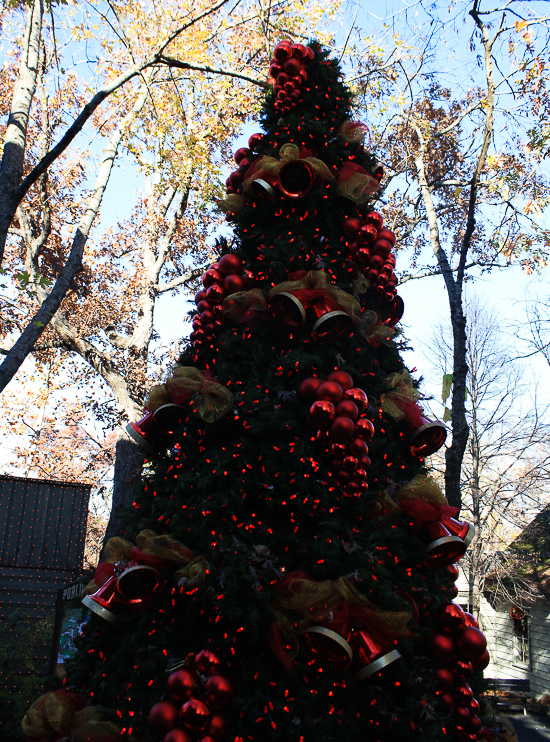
[424,521,467,568]
[409,415,447,458]
[311,298,353,341]
[82,564,162,623]
[82,574,119,624]
[250,172,279,201]
[351,628,401,680]
[440,514,475,548]
[126,404,187,451]
[304,623,353,671]
[270,291,306,326]
[278,159,316,198]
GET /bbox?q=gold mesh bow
[380,370,420,421]
[397,475,448,507]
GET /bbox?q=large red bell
[82,575,119,624]
[126,403,187,450]
[82,564,162,623]
[409,415,447,458]
[424,521,467,568]
[311,298,353,342]
[304,626,353,671]
[351,628,401,680]
[250,172,279,201]
[270,292,307,326]
[381,295,404,328]
[440,514,475,548]
[278,160,316,198]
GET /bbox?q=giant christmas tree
[23,42,496,742]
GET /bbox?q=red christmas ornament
[454,705,471,725]
[200,737,217,742]
[330,416,356,442]
[203,269,223,288]
[234,148,251,165]
[273,43,292,62]
[378,228,396,246]
[470,649,490,672]
[365,211,384,229]
[372,239,392,260]
[437,691,454,711]
[342,217,361,238]
[427,633,455,663]
[206,713,228,740]
[358,224,377,243]
[205,674,234,710]
[467,716,483,734]
[457,628,487,660]
[348,437,368,457]
[148,700,180,736]
[219,253,243,275]
[434,666,454,689]
[453,659,473,680]
[194,649,222,675]
[180,699,212,733]
[309,400,335,427]
[223,274,245,293]
[327,370,354,390]
[354,418,375,440]
[164,729,194,742]
[463,612,479,629]
[448,564,459,582]
[336,400,359,419]
[343,387,368,412]
[205,284,225,303]
[454,682,473,705]
[438,603,466,632]
[248,133,264,151]
[299,376,323,400]
[166,669,199,702]
[283,57,301,76]
[316,381,344,403]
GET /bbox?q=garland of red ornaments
[428,602,493,742]
[148,650,234,742]
[298,370,374,497]
[190,254,253,349]
[269,41,315,115]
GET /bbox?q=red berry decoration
[205,674,234,709]
[219,254,243,275]
[299,376,323,400]
[166,669,199,702]
[316,381,344,403]
[457,627,487,660]
[327,370,354,390]
[149,700,180,736]
[180,698,212,733]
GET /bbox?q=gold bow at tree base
[85,529,206,595]
[146,367,233,424]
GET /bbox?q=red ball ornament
[166,669,199,702]
[206,713,228,740]
[437,690,454,711]
[470,649,490,672]
[164,729,194,742]
[327,370,354,390]
[200,737,216,742]
[223,274,245,293]
[202,269,223,288]
[219,253,243,275]
[248,133,264,151]
[197,300,212,313]
[336,400,359,419]
[378,228,396,246]
[448,564,459,582]
[336,469,351,484]
[205,284,225,303]
[330,416,356,442]
[234,148,251,165]
[358,224,378,243]
[316,381,344,403]
[309,400,335,427]
[298,376,322,400]
[438,603,466,632]
[331,443,347,459]
[148,701,180,736]
[457,628,487,660]
[342,455,359,471]
[283,57,301,76]
[453,659,473,679]
[428,633,455,663]
[180,699,212,733]
[343,387,368,412]
[454,682,473,705]
[454,706,471,725]
[354,418,375,440]
[205,674,234,710]
[463,612,479,629]
[467,716,483,734]
[372,239,392,260]
[365,211,384,229]
[194,649,222,675]
[342,217,362,238]
[369,253,385,271]
[273,43,292,61]
[434,666,454,690]
[195,290,207,304]
[348,437,368,457]
[478,727,496,741]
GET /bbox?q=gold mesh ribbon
[359,310,398,347]
[397,475,448,507]
[146,384,172,411]
[380,370,420,421]
[174,554,208,586]
[243,143,333,193]
[215,193,245,213]
[268,270,361,325]
[71,707,127,742]
[337,119,371,145]
[336,160,380,202]
[223,288,268,324]
[365,489,401,516]
[22,691,76,737]
[273,575,411,661]
[148,367,233,423]
[136,529,195,563]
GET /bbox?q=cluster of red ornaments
[191,254,251,348]
[298,370,374,497]
[148,650,234,742]
[269,41,315,114]
[225,134,264,199]
[429,603,492,742]
[342,211,398,307]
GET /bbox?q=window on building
[510,608,530,668]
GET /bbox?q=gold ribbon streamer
[359,310,398,347]
[223,288,268,324]
[148,367,233,423]
[397,475,448,507]
[337,119,370,145]
[215,193,245,213]
[268,270,361,325]
[380,370,421,421]
[174,554,208,587]
[336,170,380,202]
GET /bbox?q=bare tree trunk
[103,432,146,542]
